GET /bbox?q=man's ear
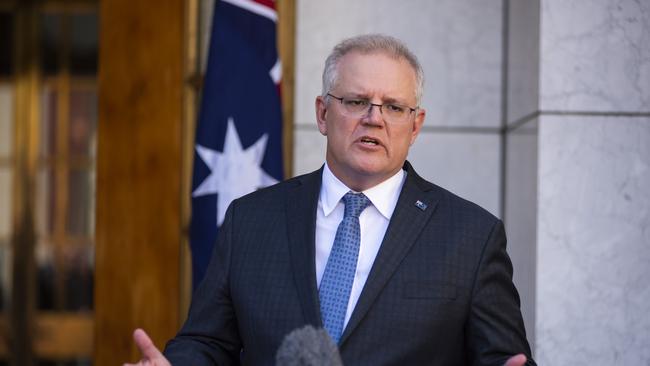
[410,108,426,145]
[315,96,328,136]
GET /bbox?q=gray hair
[321,34,424,105]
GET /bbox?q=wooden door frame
[94,0,185,364]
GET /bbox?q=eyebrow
[381,97,404,104]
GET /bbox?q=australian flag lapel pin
[415,200,427,211]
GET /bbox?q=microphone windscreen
[275,325,343,366]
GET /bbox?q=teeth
[361,138,378,145]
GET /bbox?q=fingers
[133,328,164,360]
[504,354,527,366]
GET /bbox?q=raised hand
[123,328,171,366]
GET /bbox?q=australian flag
[190,0,284,289]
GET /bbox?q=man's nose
[363,104,384,125]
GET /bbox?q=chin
[350,160,391,179]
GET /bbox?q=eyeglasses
[326,93,417,124]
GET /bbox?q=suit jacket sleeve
[465,219,536,366]
[164,202,242,365]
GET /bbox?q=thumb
[133,328,164,360]
[504,354,527,366]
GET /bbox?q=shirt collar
[320,163,406,220]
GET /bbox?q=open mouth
[360,137,379,146]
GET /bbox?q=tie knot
[342,192,371,218]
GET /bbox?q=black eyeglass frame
[326,93,418,119]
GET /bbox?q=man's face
[315,51,425,191]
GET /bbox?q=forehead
[334,51,417,101]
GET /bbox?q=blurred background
[0,0,648,365]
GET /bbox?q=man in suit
[126,34,535,365]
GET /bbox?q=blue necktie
[319,191,371,343]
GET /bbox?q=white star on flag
[193,117,278,226]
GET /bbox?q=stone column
[535,0,650,364]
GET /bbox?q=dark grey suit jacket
[164,162,535,365]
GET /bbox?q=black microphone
[275,325,344,366]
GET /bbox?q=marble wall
[537,116,650,365]
[540,0,650,112]
[536,0,650,364]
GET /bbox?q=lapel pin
[414,200,427,211]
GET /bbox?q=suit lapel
[340,162,440,344]
[286,168,323,326]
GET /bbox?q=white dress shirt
[315,163,406,328]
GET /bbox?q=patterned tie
[319,191,371,343]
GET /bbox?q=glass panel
[69,89,97,158]
[0,12,12,77]
[0,237,9,311]
[62,245,93,311]
[66,169,94,236]
[40,85,58,157]
[35,239,55,310]
[0,82,13,314]
[40,14,61,77]
[35,242,94,311]
[6,3,98,363]
[0,168,12,311]
[0,168,11,238]
[0,84,12,157]
[35,168,56,237]
[70,14,98,76]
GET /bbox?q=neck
[325,161,401,192]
